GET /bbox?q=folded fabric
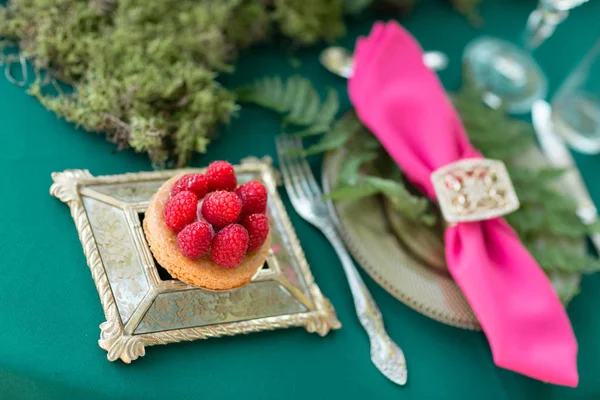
[348,21,578,387]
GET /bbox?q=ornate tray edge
[50,161,340,364]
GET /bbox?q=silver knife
[532,100,600,252]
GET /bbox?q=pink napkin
[348,21,578,386]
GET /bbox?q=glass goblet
[462,0,589,114]
[551,36,600,154]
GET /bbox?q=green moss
[273,0,345,44]
[0,0,345,166]
[0,0,481,166]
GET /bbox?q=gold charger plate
[323,147,581,330]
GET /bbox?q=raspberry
[201,191,242,228]
[171,174,208,199]
[163,191,198,232]
[236,180,268,217]
[177,221,213,259]
[210,224,249,268]
[242,214,269,252]
[206,161,237,192]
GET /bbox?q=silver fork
[276,135,408,386]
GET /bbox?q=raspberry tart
[143,161,271,291]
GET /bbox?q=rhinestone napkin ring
[431,158,519,224]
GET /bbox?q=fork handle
[322,225,393,345]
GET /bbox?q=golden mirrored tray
[50,157,340,363]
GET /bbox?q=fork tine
[277,136,312,205]
[275,137,299,202]
[280,135,313,201]
[282,136,313,200]
[289,136,323,198]
[282,135,322,198]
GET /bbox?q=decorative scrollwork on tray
[51,169,129,362]
[99,320,145,363]
[101,310,340,364]
[50,169,93,203]
[303,299,342,336]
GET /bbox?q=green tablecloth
[1,1,600,399]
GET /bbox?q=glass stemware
[463,0,589,114]
[551,36,600,153]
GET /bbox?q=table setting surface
[1,0,600,399]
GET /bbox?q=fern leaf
[282,76,302,110]
[303,123,352,154]
[316,88,340,124]
[237,75,339,134]
[546,270,581,304]
[268,76,286,110]
[516,187,576,213]
[510,167,567,185]
[294,88,340,136]
[295,92,321,125]
[293,124,332,137]
[365,176,433,223]
[304,110,360,154]
[470,133,533,160]
[339,151,378,186]
[285,77,317,124]
[237,76,287,113]
[527,244,600,274]
[327,182,380,201]
[327,177,435,226]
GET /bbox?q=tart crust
[143,175,270,291]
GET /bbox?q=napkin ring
[431,158,519,224]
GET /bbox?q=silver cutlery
[532,100,600,252]
[276,135,408,386]
[319,46,448,79]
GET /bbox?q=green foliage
[238,70,599,302]
[342,0,482,24]
[545,269,581,302]
[0,0,484,166]
[273,0,345,45]
[338,150,378,184]
[527,243,600,274]
[451,83,600,284]
[323,112,436,225]
[363,176,436,225]
[303,109,361,154]
[0,0,348,167]
[237,75,339,137]
[225,2,272,49]
[343,0,376,15]
[238,74,436,225]
[450,0,483,26]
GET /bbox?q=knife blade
[531,100,600,253]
